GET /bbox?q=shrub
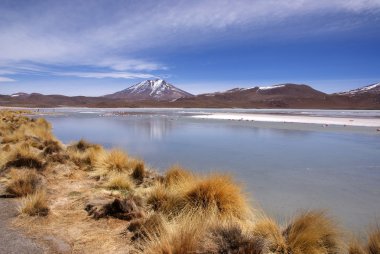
[19,190,49,216]
[6,169,40,197]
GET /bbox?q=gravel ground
[0,199,44,254]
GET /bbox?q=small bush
[6,169,40,197]
[19,190,49,216]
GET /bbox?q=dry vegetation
[0,109,379,254]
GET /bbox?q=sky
[0,0,379,96]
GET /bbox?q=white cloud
[0,76,15,82]
[58,71,156,79]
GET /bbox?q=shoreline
[191,113,380,128]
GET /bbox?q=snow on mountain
[337,82,380,95]
[10,92,29,97]
[257,84,285,90]
[105,79,193,101]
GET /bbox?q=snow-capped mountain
[337,82,380,96]
[105,79,193,101]
[10,92,29,97]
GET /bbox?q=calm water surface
[42,109,380,233]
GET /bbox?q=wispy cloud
[58,71,156,79]
[0,0,379,81]
[0,76,15,82]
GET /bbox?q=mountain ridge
[1,81,379,109]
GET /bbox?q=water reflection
[137,116,174,140]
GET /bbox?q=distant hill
[0,81,379,109]
[104,79,193,101]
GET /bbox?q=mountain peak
[105,79,193,101]
[337,82,380,96]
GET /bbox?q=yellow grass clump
[163,165,195,188]
[368,227,380,254]
[283,211,341,254]
[141,215,208,254]
[147,184,184,216]
[67,139,104,169]
[105,173,134,190]
[94,149,133,175]
[131,161,146,184]
[4,144,44,170]
[253,217,287,253]
[349,240,366,254]
[183,174,249,219]
[6,169,40,197]
[19,190,49,216]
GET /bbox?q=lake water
[41,108,380,234]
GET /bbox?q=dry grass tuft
[67,139,104,169]
[163,165,194,188]
[283,211,341,254]
[43,139,62,155]
[146,184,182,215]
[200,222,261,254]
[105,173,134,190]
[131,161,146,184]
[349,240,366,254]
[127,213,168,242]
[253,217,287,253]
[2,144,11,152]
[19,190,49,216]
[141,215,207,254]
[5,145,44,170]
[368,227,380,254]
[94,149,131,175]
[6,169,40,196]
[183,174,249,219]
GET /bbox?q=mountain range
[1,79,379,109]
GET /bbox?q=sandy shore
[191,113,380,127]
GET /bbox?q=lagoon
[41,108,380,234]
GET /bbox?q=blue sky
[0,0,379,96]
